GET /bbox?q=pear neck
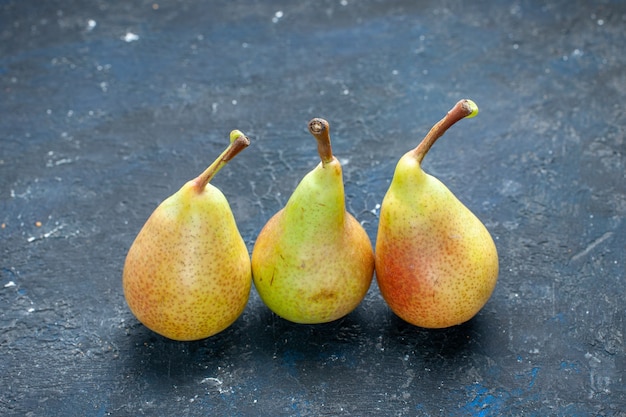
[393,152,427,188]
[284,161,346,231]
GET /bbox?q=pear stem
[193,130,250,191]
[413,99,479,164]
[308,118,334,166]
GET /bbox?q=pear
[251,119,374,324]
[123,131,252,341]
[375,99,498,329]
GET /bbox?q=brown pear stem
[413,99,478,164]
[193,131,250,191]
[308,118,334,166]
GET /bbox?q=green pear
[251,119,374,324]
[375,100,498,328]
[123,131,252,341]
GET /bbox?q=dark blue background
[1,1,624,415]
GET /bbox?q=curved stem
[308,118,334,166]
[413,99,478,164]
[193,130,250,190]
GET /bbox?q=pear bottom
[376,236,498,328]
[252,210,374,324]
[375,213,498,329]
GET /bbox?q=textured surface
[1,0,625,415]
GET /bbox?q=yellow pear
[375,100,499,328]
[123,131,251,341]
[251,119,374,324]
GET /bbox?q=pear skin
[375,100,499,328]
[251,119,374,324]
[123,131,252,341]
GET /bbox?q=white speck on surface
[201,377,222,385]
[500,179,522,197]
[232,99,237,105]
[342,88,349,95]
[87,19,96,31]
[27,308,35,313]
[201,377,233,394]
[272,10,284,23]
[54,158,73,166]
[123,32,139,42]
[27,223,66,242]
[597,19,604,26]
[571,231,613,262]
[4,281,16,288]
[502,221,519,231]
[100,82,108,92]
[392,69,399,75]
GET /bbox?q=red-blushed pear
[375,100,499,328]
[123,131,252,341]
[251,119,374,324]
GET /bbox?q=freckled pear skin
[375,100,498,328]
[123,131,251,341]
[251,119,374,324]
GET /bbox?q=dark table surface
[2,1,625,416]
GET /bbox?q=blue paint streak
[559,361,581,374]
[463,383,509,417]
[463,367,543,416]
[282,350,305,378]
[549,312,566,323]
[528,367,540,388]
